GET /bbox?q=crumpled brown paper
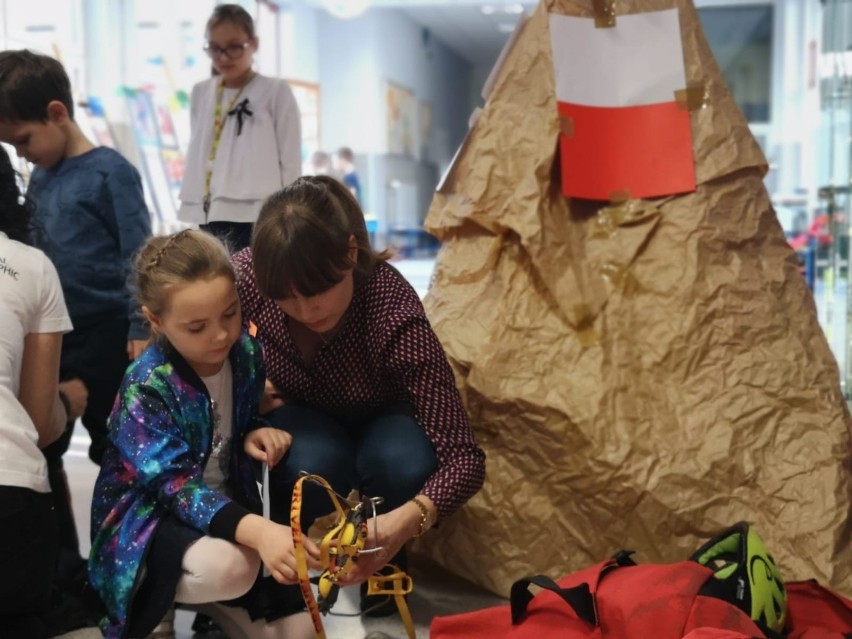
[414,0,852,598]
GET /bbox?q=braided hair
[133,229,235,341]
[0,146,33,245]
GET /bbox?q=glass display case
[819,0,852,395]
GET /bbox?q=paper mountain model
[416,0,852,597]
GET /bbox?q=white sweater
[178,74,302,225]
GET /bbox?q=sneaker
[191,612,222,634]
[146,620,175,639]
[44,588,102,637]
[359,580,401,618]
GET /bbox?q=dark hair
[0,145,33,244]
[0,50,74,122]
[336,147,355,163]
[206,4,256,40]
[252,175,390,300]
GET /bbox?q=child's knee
[179,539,261,603]
[216,546,261,599]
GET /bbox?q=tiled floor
[58,257,507,638]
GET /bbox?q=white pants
[174,536,314,639]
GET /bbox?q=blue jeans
[266,403,439,536]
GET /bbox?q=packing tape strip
[559,115,574,138]
[675,84,708,111]
[574,303,599,348]
[600,262,644,298]
[593,0,617,28]
[609,189,631,203]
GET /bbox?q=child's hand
[238,516,320,584]
[258,378,286,415]
[58,378,88,421]
[243,427,293,467]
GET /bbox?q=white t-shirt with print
[201,359,234,494]
[0,232,72,493]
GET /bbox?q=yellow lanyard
[203,74,254,214]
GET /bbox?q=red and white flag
[548,8,696,201]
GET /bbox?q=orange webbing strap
[366,566,416,639]
[292,473,344,639]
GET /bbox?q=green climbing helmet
[691,521,787,634]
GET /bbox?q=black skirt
[125,516,305,638]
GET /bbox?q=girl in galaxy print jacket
[88,230,319,639]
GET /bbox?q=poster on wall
[124,87,180,231]
[386,80,416,157]
[78,97,116,149]
[153,100,186,204]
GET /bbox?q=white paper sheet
[548,8,686,106]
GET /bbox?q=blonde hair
[135,229,235,335]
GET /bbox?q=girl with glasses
[178,4,302,253]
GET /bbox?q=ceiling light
[321,0,371,19]
[497,22,516,33]
[504,3,524,14]
[480,5,496,16]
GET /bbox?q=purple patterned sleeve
[383,309,486,520]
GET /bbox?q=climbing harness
[290,472,416,639]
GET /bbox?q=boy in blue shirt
[0,49,151,616]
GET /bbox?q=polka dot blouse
[234,251,486,520]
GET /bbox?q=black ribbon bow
[228,98,253,136]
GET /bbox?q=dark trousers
[41,315,129,592]
[53,315,130,466]
[0,486,58,639]
[266,403,439,545]
[200,221,253,253]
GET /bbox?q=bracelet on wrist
[409,496,432,537]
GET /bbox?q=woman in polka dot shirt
[233,175,486,613]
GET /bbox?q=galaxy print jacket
[88,331,265,639]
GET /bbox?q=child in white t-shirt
[0,144,73,638]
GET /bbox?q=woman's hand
[258,378,286,415]
[244,427,293,468]
[337,497,436,585]
[236,515,321,584]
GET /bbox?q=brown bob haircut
[251,175,389,300]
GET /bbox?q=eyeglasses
[203,41,252,60]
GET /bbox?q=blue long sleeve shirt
[28,147,152,339]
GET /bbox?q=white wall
[281,2,320,83]
[314,7,473,235]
